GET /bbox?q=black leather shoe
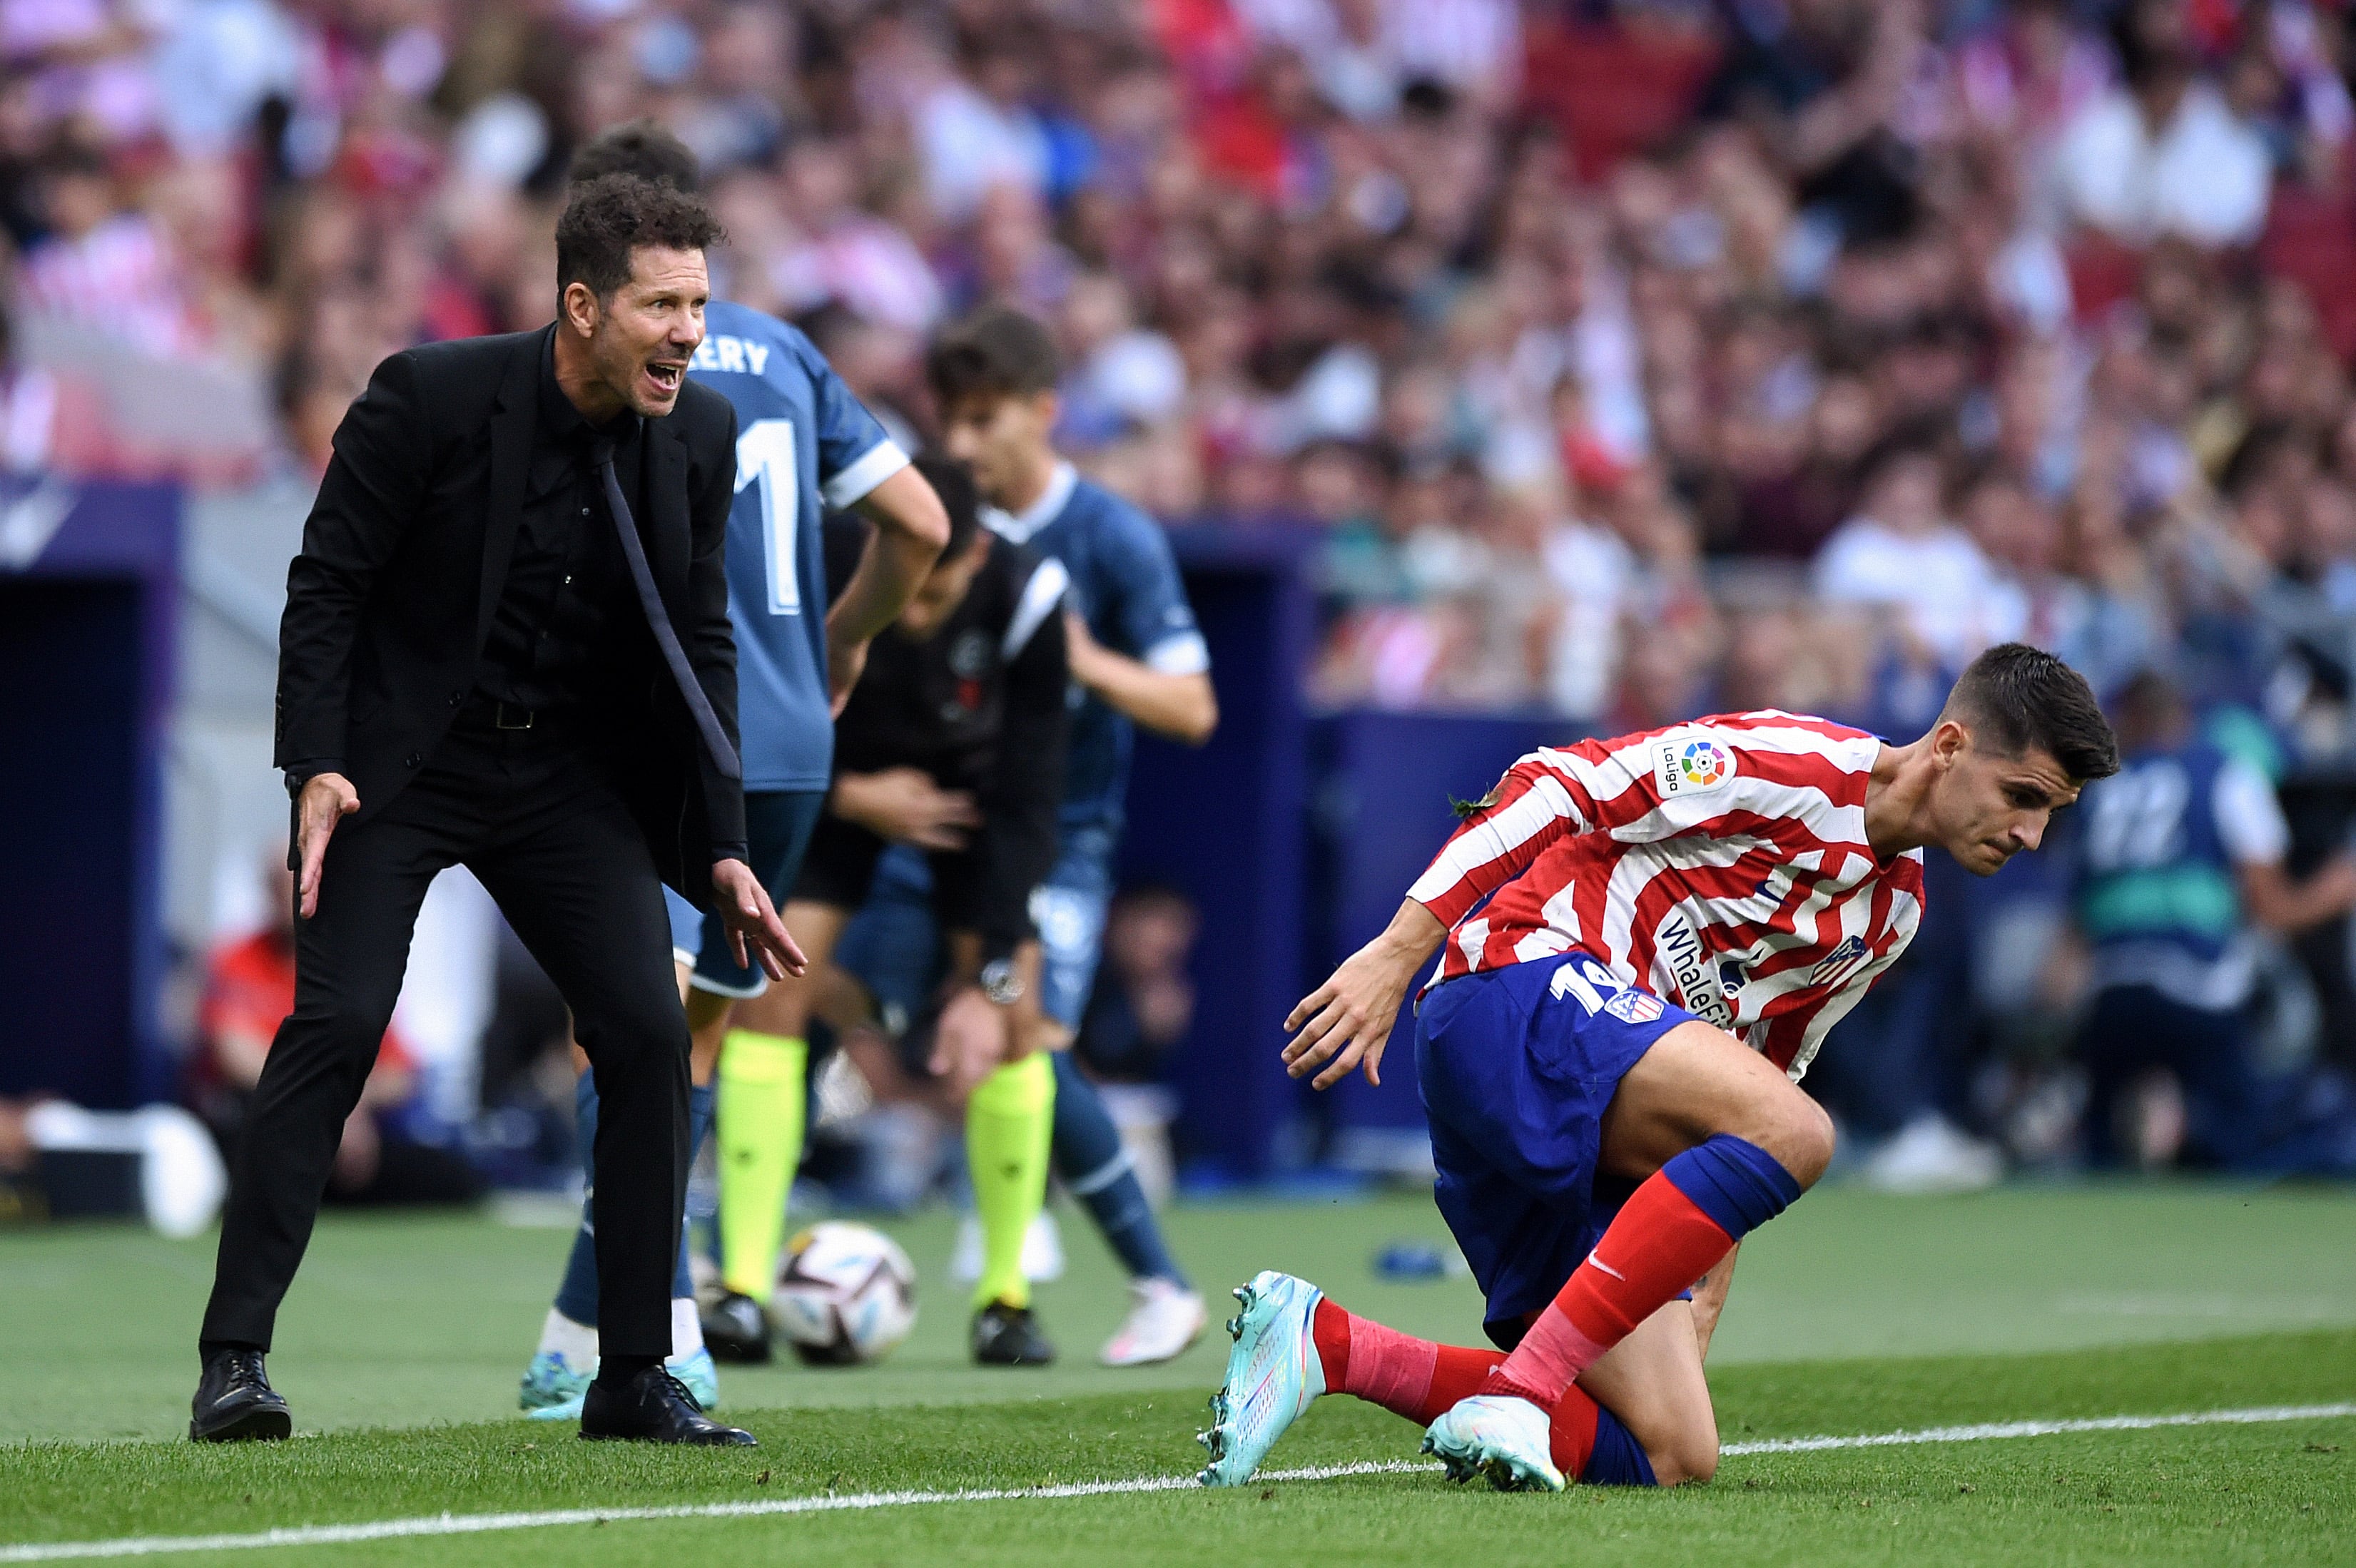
[189,1348,293,1442]
[971,1302,1056,1366]
[700,1290,772,1364]
[579,1366,756,1445]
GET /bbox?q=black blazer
[274,325,745,907]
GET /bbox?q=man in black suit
[191,174,800,1447]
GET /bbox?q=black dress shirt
[474,341,650,714]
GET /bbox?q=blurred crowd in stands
[14,0,2356,1198]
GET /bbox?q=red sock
[1481,1169,1735,1410]
[1549,1386,1604,1480]
[1312,1299,1503,1426]
[1311,1298,1608,1480]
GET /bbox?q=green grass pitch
[1,1183,2352,1564]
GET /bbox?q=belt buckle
[494,701,535,731]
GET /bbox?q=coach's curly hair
[554,173,723,303]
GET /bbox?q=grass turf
[1,1332,2348,1565]
[2,1183,2352,1564]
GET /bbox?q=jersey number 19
[737,417,801,616]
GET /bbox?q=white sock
[668,1296,704,1361]
[539,1306,598,1367]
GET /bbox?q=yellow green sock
[967,1052,1055,1311]
[716,1029,806,1298]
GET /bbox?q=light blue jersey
[983,462,1207,829]
[691,301,908,790]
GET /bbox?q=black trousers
[200,716,689,1356]
[2077,983,2267,1169]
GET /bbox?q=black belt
[459,692,561,734]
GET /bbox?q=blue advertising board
[0,482,179,1109]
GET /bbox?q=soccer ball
[768,1221,918,1365]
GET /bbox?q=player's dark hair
[927,306,1061,407]
[913,452,983,557]
[1942,643,2121,782]
[1856,420,1947,497]
[568,120,701,193]
[555,174,723,303]
[2108,666,2188,751]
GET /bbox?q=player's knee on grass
[1580,1302,1719,1485]
[1645,1423,1720,1486]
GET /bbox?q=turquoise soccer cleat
[1196,1271,1327,1487]
[1422,1394,1565,1492]
[524,1348,719,1423]
[669,1347,720,1411]
[518,1350,594,1415]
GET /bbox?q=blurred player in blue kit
[2072,668,2356,1169]
[516,123,950,1419]
[745,454,1073,1367]
[826,307,1218,1365]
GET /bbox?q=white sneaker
[1197,1271,1326,1486]
[1100,1278,1207,1366]
[1423,1394,1565,1492]
[950,1209,1066,1285]
[1863,1114,2003,1195]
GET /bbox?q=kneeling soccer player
[1199,643,2118,1491]
[729,455,1072,1365]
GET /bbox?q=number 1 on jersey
[736,417,800,615]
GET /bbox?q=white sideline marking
[5,1403,2352,1562]
[1717,1401,2356,1456]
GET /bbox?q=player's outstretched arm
[1283,898,1446,1090]
[828,465,953,710]
[1065,611,1218,745]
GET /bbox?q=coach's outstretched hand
[711,859,808,982]
[294,773,360,920]
[1284,898,1446,1090]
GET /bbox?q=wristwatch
[979,958,1025,1007]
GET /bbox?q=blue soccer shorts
[661,788,828,999]
[1414,950,1696,1343]
[833,821,1115,1032]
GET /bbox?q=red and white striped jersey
[1406,711,1926,1080]
[20,216,199,361]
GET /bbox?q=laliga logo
[1655,733,1735,796]
[1678,740,1728,788]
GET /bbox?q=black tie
[593,438,741,781]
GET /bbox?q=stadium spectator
[1814,437,2024,669]
[2052,0,2275,249]
[191,850,480,1208]
[1075,885,1200,1086]
[0,301,60,477]
[18,140,201,360]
